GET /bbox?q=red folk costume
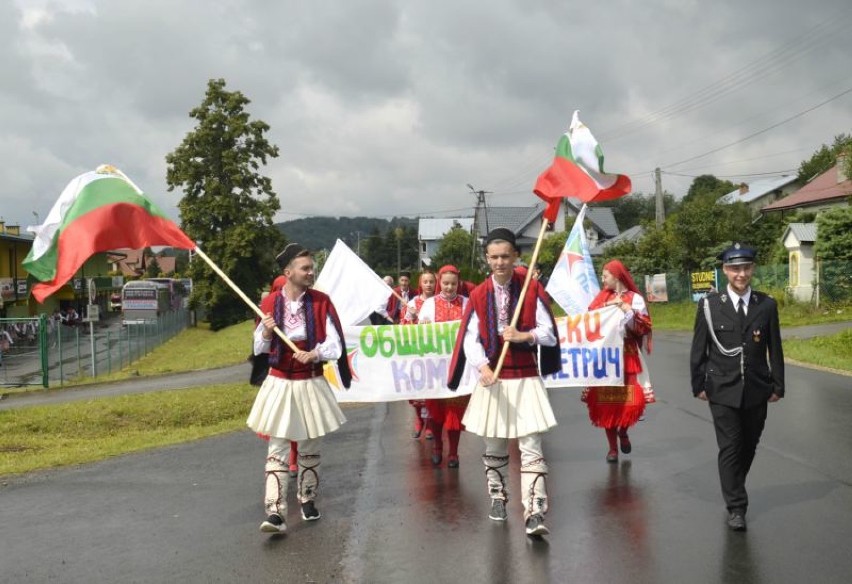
[421,265,469,467]
[582,260,653,461]
[403,274,436,439]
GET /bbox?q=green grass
[66,320,255,386]
[0,383,258,476]
[783,329,852,372]
[647,301,852,330]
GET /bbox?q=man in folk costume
[690,243,784,532]
[247,243,352,535]
[448,228,562,537]
[386,270,413,324]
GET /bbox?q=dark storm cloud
[2,0,852,227]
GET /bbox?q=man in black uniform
[690,243,785,531]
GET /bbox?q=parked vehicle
[121,280,169,324]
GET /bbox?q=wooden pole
[491,219,551,379]
[192,246,300,352]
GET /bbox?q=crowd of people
[246,230,784,538]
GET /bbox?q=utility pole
[467,183,492,268]
[654,167,665,227]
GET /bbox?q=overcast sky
[3,0,851,231]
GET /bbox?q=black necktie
[737,298,745,322]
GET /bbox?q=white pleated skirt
[462,377,557,438]
[246,375,347,440]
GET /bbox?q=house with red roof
[761,158,852,216]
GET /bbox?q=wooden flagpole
[192,246,300,353]
[491,219,551,380]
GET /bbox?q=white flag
[314,239,393,326]
[546,204,600,315]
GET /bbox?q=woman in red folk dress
[417,265,469,467]
[582,260,654,463]
[402,271,437,439]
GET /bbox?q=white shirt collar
[726,285,751,307]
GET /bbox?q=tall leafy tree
[683,174,736,203]
[430,224,475,270]
[166,78,284,330]
[815,207,852,302]
[797,134,852,182]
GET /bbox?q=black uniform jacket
[690,290,785,409]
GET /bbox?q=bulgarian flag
[24,165,195,303]
[534,110,631,222]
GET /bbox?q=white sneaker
[260,514,287,534]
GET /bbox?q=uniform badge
[720,293,728,304]
[752,329,761,343]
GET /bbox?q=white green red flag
[24,165,195,303]
[545,204,600,315]
[534,110,631,221]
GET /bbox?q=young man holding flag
[247,243,352,535]
[448,228,562,537]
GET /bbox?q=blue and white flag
[546,204,600,315]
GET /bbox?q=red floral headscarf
[589,259,640,310]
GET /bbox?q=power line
[598,7,852,142]
[663,84,852,169]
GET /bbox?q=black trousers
[708,400,768,512]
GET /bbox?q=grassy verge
[65,320,254,386]
[647,301,851,330]
[783,329,852,373]
[0,383,257,476]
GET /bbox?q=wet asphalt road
[1,334,852,583]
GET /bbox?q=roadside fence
[0,309,191,389]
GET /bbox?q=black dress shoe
[727,511,747,531]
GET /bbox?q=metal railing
[0,310,190,388]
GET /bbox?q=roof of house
[590,225,645,256]
[762,165,852,212]
[418,217,475,240]
[717,175,799,205]
[108,248,176,276]
[584,207,619,237]
[479,205,544,237]
[476,202,619,240]
[781,222,817,244]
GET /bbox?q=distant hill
[276,216,418,251]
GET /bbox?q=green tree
[815,207,852,260]
[430,224,475,270]
[166,78,283,330]
[535,231,568,275]
[683,175,736,203]
[595,192,678,230]
[669,196,752,270]
[797,134,852,182]
[815,207,852,302]
[144,254,161,278]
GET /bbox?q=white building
[781,222,817,302]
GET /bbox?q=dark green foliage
[593,192,677,230]
[276,216,417,252]
[797,134,852,182]
[430,224,476,271]
[683,175,736,203]
[144,255,160,279]
[815,207,852,302]
[165,78,284,330]
[362,224,419,275]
